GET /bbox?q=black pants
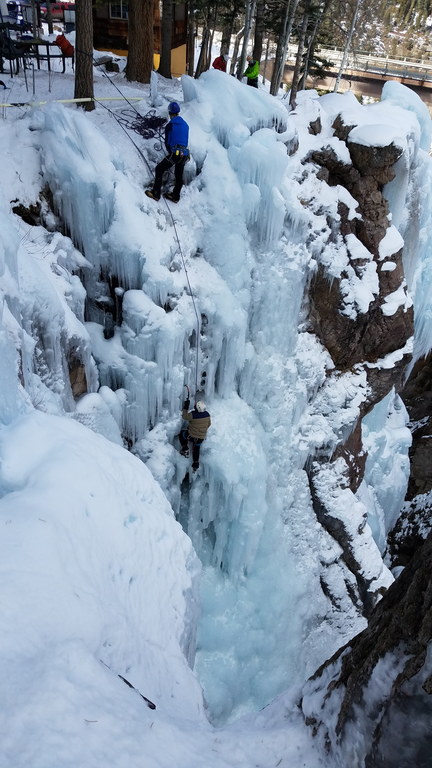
[247,78,258,88]
[153,154,187,198]
[179,429,203,465]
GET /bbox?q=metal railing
[286,43,432,82]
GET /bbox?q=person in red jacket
[55,34,74,58]
[212,53,228,72]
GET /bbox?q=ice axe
[183,384,191,409]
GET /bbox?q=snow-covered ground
[0,47,431,767]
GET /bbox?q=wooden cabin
[93,1,187,77]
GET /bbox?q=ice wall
[402,158,432,363]
[361,390,412,554]
[378,83,432,363]
[0,181,98,424]
[26,78,427,725]
[0,190,29,426]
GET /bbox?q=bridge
[263,46,432,110]
[295,45,432,88]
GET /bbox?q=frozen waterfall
[3,73,428,727]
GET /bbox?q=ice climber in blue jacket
[145,102,190,203]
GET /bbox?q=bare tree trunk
[195,0,217,77]
[269,0,299,95]
[204,2,218,70]
[45,0,53,34]
[30,0,38,38]
[125,0,154,83]
[230,27,244,74]
[187,2,195,76]
[207,27,215,65]
[252,0,265,61]
[159,0,173,78]
[300,0,333,88]
[74,0,94,111]
[237,0,257,79]
[334,0,362,91]
[195,25,211,76]
[289,0,311,107]
[221,12,236,54]
[262,35,270,85]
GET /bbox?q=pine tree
[159,0,173,78]
[74,0,94,112]
[125,0,154,83]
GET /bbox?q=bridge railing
[286,43,432,81]
[361,61,432,82]
[289,45,432,80]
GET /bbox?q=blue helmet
[168,101,180,115]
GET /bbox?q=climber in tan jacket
[178,399,211,471]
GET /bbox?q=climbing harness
[171,144,190,159]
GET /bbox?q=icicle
[150,71,163,107]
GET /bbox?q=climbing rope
[168,195,201,398]
[114,107,166,150]
[92,77,201,398]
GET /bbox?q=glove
[183,399,190,410]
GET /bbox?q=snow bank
[0,410,205,766]
[381,80,432,152]
[348,123,406,150]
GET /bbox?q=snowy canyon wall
[0,75,431,733]
[302,88,416,614]
[298,86,432,766]
[301,530,432,768]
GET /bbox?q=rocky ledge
[300,530,432,767]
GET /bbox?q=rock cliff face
[388,353,432,565]
[401,353,432,499]
[300,104,431,767]
[300,531,432,768]
[308,121,413,382]
[303,109,414,615]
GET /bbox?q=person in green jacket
[243,55,259,88]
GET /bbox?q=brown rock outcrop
[306,130,413,389]
[332,114,357,143]
[309,265,412,372]
[348,141,403,183]
[304,117,414,618]
[331,420,366,493]
[69,355,88,398]
[388,354,432,566]
[402,353,432,500]
[301,532,432,767]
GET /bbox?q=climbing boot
[145,189,160,201]
[164,192,179,203]
[192,462,199,472]
[180,448,189,458]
